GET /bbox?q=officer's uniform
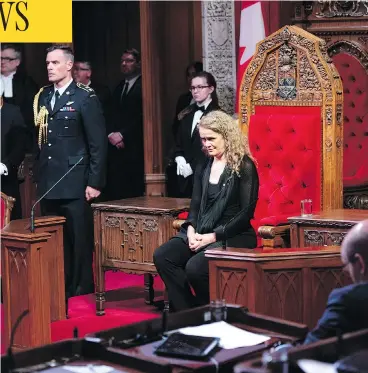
[34,80,107,298]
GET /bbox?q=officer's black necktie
[53,90,60,109]
[120,81,129,103]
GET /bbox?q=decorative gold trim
[1,192,16,226]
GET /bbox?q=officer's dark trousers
[153,237,210,312]
[41,198,94,298]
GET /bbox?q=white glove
[181,163,193,178]
[0,163,8,176]
[175,156,186,176]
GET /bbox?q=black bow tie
[196,105,205,113]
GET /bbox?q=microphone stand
[30,157,83,232]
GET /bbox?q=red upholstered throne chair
[238,25,344,248]
[0,192,15,229]
[328,41,368,209]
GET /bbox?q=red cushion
[178,211,188,220]
[333,53,368,187]
[249,109,322,229]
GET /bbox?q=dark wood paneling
[72,1,140,92]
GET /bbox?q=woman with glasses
[154,111,259,312]
[173,71,221,198]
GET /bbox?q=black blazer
[34,81,107,199]
[109,76,143,168]
[304,282,368,344]
[174,100,220,172]
[89,81,111,117]
[3,71,38,132]
[1,102,27,187]
[180,155,259,248]
[172,91,193,138]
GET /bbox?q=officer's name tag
[60,106,76,112]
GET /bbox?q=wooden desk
[1,339,172,373]
[90,305,308,373]
[92,197,190,316]
[234,328,368,373]
[2,305,308,373]
[206,246,351,329]
[288,209,367,248]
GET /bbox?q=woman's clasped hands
[187,226,216,252]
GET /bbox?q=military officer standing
[33,45,107,300]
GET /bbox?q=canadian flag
[237,1,266,111]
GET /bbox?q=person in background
[1,43,38,150]
[173,71,221,198]
[34,45,107,301]
[154,111,259,312]
[172,61,203,138]
[167,62,204,197]
[0,78,27,220]
[73,60,111,117]
[304,219,368,344]
[104,48,144,201]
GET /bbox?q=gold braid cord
[33,87,49,146]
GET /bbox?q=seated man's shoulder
[329,282,368,304]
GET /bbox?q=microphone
[30,156,83,233]
[6,309,29,372]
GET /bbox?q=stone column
[140,2,166,196]
[202,1,237,114]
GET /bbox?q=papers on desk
[297,359,337,373]
[63,365,115,373]
[176,321,270,349]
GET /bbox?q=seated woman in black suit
[154,111,259,312]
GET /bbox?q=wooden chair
[0,192,15,228]
[329,42,368,209]
[238,25,343,248]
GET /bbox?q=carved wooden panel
[264,270,303,323]
[102,213,160,264]
[217,268,248,305]
[304,229,348,246]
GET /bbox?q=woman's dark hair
[191,71,219,106]
[123,48,141,63]
[186,61,203,78]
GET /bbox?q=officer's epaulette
[76,82,95,93]
[177,105,195,121]
[33,85,52,123]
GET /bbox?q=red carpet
[2,272,164,352]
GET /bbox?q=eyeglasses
[1,57,17,62]
[74,67,90,71]
[190,85,210,92]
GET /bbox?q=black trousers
[41,198,94,298]
[153,237,210,311]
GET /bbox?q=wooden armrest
[258,224,290,248]
[173,219,185,230]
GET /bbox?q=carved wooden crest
[239,25,344,210]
